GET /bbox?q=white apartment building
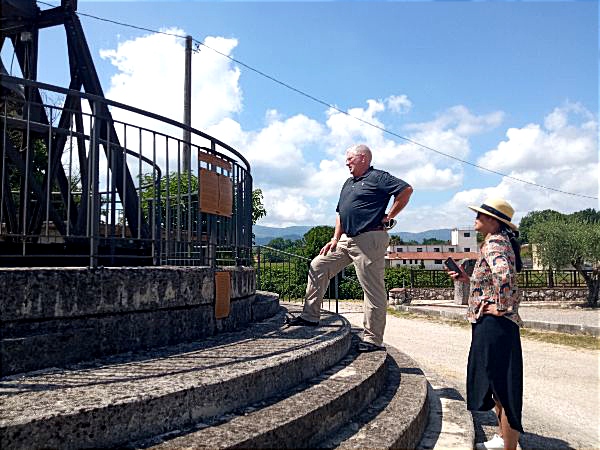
[386,228,478,269]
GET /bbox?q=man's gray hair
[346,144,372,162]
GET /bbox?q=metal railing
[253,257,590,301]
[407,269,589,288]
[408,269,453,288]
[254,245,339,313]
[1,76,252,267]
[518,269,591,288]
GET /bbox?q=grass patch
[387,307,471,329]
[519,328,600,350]
[387,307,600,350]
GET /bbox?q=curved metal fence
[1,76,252,267]
[254,245,339,313]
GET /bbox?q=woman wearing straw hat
[448,198,524,450]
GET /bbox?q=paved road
[328,302,600,450]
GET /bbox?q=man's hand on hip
[320,238,338,255]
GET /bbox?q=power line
[33,1,599,200]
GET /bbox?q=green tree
[422,238,448,245]
[519,209,564,244]
[252,188,267,225]
[263,237,299,262]
[529,217,600,307]
[569,208,600,223]
[336,265,362,299]
[258,263,308,299]
[300,225,335,259]
[267,237,296,251]
[389,235,404,246]
[139,172,266,225]
[138,171,199,227]
[384,267,411,290]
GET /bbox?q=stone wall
[389,288,453,305]
[389,286,588,304]
[0,266,276,376]
[521,288,588,303]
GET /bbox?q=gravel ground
[327,301,600,450]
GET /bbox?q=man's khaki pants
[300,230,390,346]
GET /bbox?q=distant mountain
[392,229,452,243]
[254,225,452,245]
[253,225,313,245]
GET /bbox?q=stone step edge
[136,333,387,449]
[253,291,280,322]
[326,346,429,449]
[1,308,351,450]
[417,369,475,449]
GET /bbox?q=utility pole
[183,35,192,173]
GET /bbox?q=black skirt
[467,314,524,433]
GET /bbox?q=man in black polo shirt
[288,144,413,352]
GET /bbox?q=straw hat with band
[468,198,518,231]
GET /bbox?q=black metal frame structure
[0,0,253,267]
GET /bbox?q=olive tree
[529,218,600,307]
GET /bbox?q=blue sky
[5,1,598,231]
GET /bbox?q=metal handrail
[254,245,339,313]
[3,75,250,170]
[1,76,253,267]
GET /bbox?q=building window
[403,260,406,264]
[464,232,470,237]
[464,247,470,252]
[449,248,455,252]
[434,248,440,252]
[434,259,442,264]
[417,248,423,252]
[397,248,403,252]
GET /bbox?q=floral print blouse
[467,232,523,327]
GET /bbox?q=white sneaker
[475,434,504,450]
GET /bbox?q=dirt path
[329,302,599,450]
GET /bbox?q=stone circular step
[0,306,350,449]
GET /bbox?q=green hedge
[256,264,453,300]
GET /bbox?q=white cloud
[470,102,598,216]
[386,94,412,114]
[259,188,330,227]
[100,31,242,128]
[324,99,386,150]
[244,102,508,226]
[405,105,504,159]
[403,163,463,191]
[94,32,597,231]
[95,30,245,186]
[380,104,598,232]
[480,103,596,172]
[265,109,283,124]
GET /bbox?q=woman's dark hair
[499,223,523,272]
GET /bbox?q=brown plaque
[215,271,231,319]
[200,169,220,215]
[199,168,233,217]
[218,176,233,217]
[198,151,233,172]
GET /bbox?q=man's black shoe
[357,342,386,353]
[286,316,319,327]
